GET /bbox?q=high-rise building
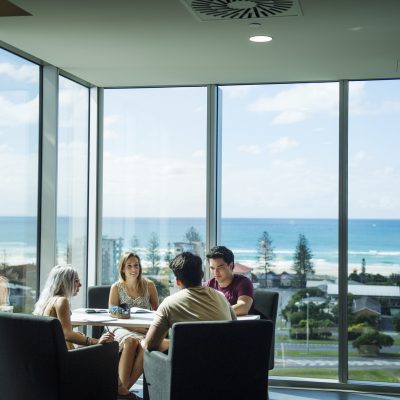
[101,237,123,285]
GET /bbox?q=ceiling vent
[181,0,302,21]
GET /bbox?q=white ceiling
[1,0,400,87]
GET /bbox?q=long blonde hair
[118,252,147,297]
[33,264,78,315]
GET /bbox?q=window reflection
[102,87,207,300]
[348,80,400,382]
[220,83,339,379]
[56,76,89,307]
[0,48,39,313]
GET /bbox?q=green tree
[185,226,202,243]
[348,268,361,282]
[1,249,9,270]
[393,314,400,332]
[257,231,275,287]
[147,277,170,302]
[292,233,314,288]
[352,331,394,352]
[146,232,160,275]
[282,287,327,323]
[389,273,400,286]
[130,235,140,253]
[164,241,174,264]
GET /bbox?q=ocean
[0,217,399,277]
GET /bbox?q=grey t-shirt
[151,286,236,333]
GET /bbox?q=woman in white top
[109,252,159,393]
[33,265,139,399]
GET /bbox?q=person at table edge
[142,252,236,351]
[205,245,255,316]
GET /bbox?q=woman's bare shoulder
[110,282,119,289]
[53,296,69,311]
[144,279,156,288]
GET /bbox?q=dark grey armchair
[0,312,119,400]
[88,285,111,338]
[144,320,273,400]
[253,289,279,370]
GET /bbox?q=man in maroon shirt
[205,245,254,316]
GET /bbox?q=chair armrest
[62,342,119,400]
[144,350,171,400]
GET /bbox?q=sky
[1,47,400,219]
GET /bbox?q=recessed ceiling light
[249,35,272,43]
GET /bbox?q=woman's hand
[98,331,115,344]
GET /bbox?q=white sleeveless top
[117,281,151,309]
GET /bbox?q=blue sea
[0,217,399,276]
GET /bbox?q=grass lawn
[276,350,339,357]
[276,349,400,357]
[276,337,337,345]
[271,368,400,382]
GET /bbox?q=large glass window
[0,48,39,313]
[102,87,207,300]
[220,83,339,379]
[348,80,400,382]
[56,76,89,307]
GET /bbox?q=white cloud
[0,62,38,83]
[349,81,400,116]
[57,141,89,217]
[349,150,368,168]
[238,144,263,155]
[0,144,10,152]
[371,166,395,177]
[248,83,339,124]
[102,153,205,217]
[273,111,305,124]
[193,149,204,158]
[104,115,120,140]
[223,86,251,98]
[356,195,399,213]
[221,157,338,218]
[0,95,38,128]
[266,137,298,153]
[0,151,38,215]
[270,158,305,170]
[58,86,89,130]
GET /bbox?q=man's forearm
[142,325,167,351]
[232,302,250,316]
[232,296,253,316]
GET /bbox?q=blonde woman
[33,265,138,399]
[108,252,159,390]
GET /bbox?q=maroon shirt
[205,274,255,314]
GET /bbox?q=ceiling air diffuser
[181,0,302,21]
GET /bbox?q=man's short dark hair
[169,252,203,287]
[206,246,234,265]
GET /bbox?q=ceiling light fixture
[249,35,273,43]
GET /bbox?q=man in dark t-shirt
[205,246,255,316]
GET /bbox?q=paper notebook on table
[72,314,117,323]
[130,308,155,320]
[130,307,154,314]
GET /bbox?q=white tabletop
[71,308,155,329]
[71,308,260,329]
